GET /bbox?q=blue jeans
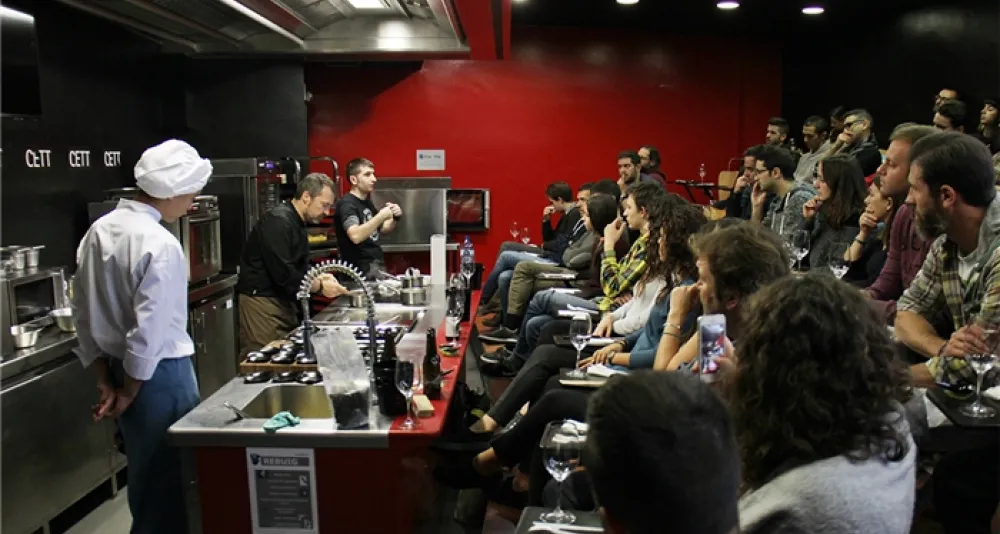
[481,251,555,303]
[511,290,598,360]
[110,357,200,534]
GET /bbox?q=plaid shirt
[898,197,1000,386]
[598,234,648,312]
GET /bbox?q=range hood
[54,0,469,56]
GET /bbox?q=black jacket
[541,206,583,257]
[236,202,309,301]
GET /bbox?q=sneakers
[480,346,511,365]
[480,313,502,329]
[479,326,518,344]
[480,351,525,378]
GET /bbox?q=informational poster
[416,149,446,171]
[246,448,319,534]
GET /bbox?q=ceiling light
[0,5,35,24]
[617,0,639,4]
[802,5,824,15]
[717,1,740,10]
[346,0,388,9]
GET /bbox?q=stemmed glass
[539,420,588,524]
[788,230,811,272]
[959,328,999,419]
[565,313,592,379]
[828,242,851,280]
[510,222,521,241]
[521,227,531,246]
[395,359,419,430]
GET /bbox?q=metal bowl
[50,307,75,333]
[243,371,273,384]
[10,325,41,349]
[297,371,323,385]
[245,352,270,364]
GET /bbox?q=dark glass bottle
[375,329,406,416]
[423,328,442,399]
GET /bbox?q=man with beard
[895,132,1000,389]
[638,145,667,186]
[616,150,660,194]
[824,108,883,176]
[794,115,832,184]
[237,172,348,356]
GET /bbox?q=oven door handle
[188,213,221,224]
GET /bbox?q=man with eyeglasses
[824,108,883,176]
[714,144,771,220]
[237,172,348,357]
[934,87,960,113]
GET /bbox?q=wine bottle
[423,328,442,399]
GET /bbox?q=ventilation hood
[54,0,469,56]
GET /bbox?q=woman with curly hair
[730,275,915,533]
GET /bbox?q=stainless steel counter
[168,285,449,449]
[1,327,78,382]
[382,243,459,253]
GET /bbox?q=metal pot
[3,247,26,271]
[10,325,41,349]
[401,268,425,289]
[400,288,426,307]
[25,246,44,269]
[349,289,369,308]
[50,307,75,332]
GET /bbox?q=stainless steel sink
[241,385,333,419]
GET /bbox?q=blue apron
[110,357,200,534]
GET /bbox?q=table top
[515,507,604,534]
[926,388,1000,428]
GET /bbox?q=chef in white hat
[71,139,212,534]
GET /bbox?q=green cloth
[263,411,301,433]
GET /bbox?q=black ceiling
[511,0,994,34]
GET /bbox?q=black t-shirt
[236,202,309,301]
[333,193,384,274]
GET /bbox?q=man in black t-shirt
[333,157,401,277]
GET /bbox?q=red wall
[307,27,781,263]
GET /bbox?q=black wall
[1,1,308,271]
[781,1,1000,143]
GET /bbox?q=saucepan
[50,307,76,333]
[11,325,41,349]
[400,288,426,307]
[401,268,425,289]
[349,289,370,308]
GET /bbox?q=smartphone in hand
[698,314,727,383]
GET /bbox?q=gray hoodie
[762,181,817,241]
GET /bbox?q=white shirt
[610,277,666,335]
[71,200,193,380]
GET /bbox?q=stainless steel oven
[1,268,65,355]
[88,191,222,284]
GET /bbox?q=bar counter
[171,286,480,534]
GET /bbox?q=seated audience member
[478,182,586,314]
[655,221,790,371]
[934,86,961,113]
[863,124,937,323]
[585,372,741,534]
[493,189,621,332]
[638,145,667,186]
[715,144,769,220]
[842,174,905,286]
[475,200,705,433]
[794,115,832,184]
[616,150,660,194]
[894,132,1000,389]
[933,99,968,132]
[829,105,848,139]
[731,275,916,534]
[750,145,815,241]
[765,117,791,149]
[980,97,999,139]
[479,183,661,376]
[825,108,883,176]
[800,155,867,275]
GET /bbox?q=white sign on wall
[416,149,445,171]
[246,448,319,534]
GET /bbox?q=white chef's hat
[134,139,213,199]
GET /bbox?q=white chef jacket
[71,199,193,380]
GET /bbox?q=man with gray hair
[237,171,347,357]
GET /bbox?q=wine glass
[539,420,587,524]
[395,359,419,430]
[520,227,531,246]
[565,313,592,379]
[828,243,850,279]
[510,222,520,241]
[788,230,811,272]
[959,328,999,419]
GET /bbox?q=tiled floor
[65,492,130,534]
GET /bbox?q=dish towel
[263,411,301,433]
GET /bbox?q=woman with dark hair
[830,105,848,139]
[842,174,907,286]
[726,275,915,533]
[800,154,867,274]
